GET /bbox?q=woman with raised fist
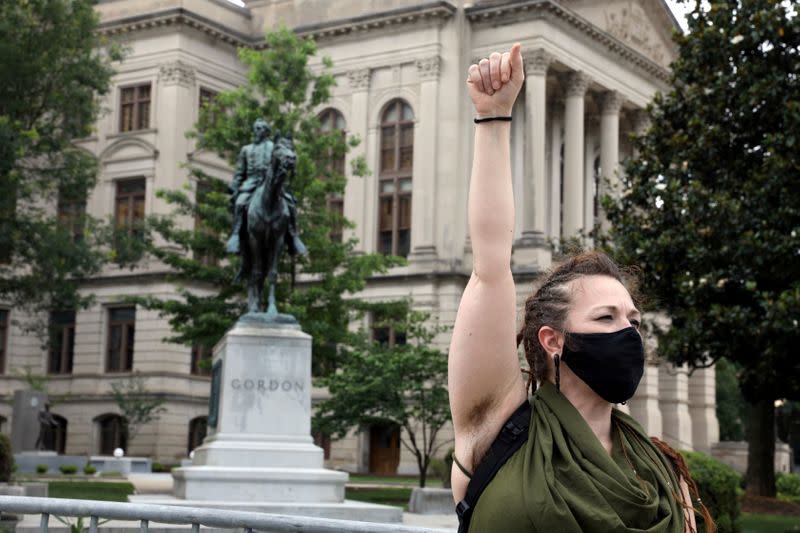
[447,43,712,533]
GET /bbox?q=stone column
[409,56,441,267]
[688,366,719,454]
[659,364,694,450]
[157,60,196,189]
[628,364,662,438]
[599,92,624,226]
[632,109,651,158]
[519,49,550,248]
[562,72,589,238]
[549,105,562,240]
[583,120,597,238]
[344,68,371,251]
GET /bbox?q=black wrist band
[474,116,513,124]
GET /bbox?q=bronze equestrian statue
[226,119,308,319]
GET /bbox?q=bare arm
[449,44,527,459]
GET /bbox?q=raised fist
[466,43,525,118]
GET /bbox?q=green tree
[314,302,451,488]
[0,0,122,336]
[715,358,747,442]
[604,1,799,497]
[110,372,167,450]
[132,26,403,375]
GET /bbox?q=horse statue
[231,130,308,320]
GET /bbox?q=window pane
[110,307,135,322]
[398,195,411,229]
[380,126,396,172]
[380,181,396,195]
[108,324,122,371]
[138,85,151,100]
[402,103,414,121]
[397,229,410,258]
[119,180,145,195]
[383,103,398,123]
[399,178,412,193]
[120,104,133,132]
[137,101,150,130]
[335,113,346,130]
[379,197,393,231]
[379,231,393,255]
[115,200,129,228]
[121,88,135,104]
[124,323,135,371]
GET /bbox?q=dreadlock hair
[515,250,641,393]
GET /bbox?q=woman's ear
[538,325,563,358]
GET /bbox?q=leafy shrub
[776,472,800,502]
[59,464,78,475]
[83,464,97,475]
[0,434,12,482]
[681,451,741,533]
[151,462,164,473]
[36,464,48,474]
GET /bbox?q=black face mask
[559,326,645,404]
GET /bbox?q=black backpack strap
[455,399,532,533]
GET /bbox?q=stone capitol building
[0,0,720,476]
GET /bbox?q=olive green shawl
[469,381,684,533]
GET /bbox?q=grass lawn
[345,487,412,510]
[348,474,443,487]
[740,512,800,533]
[48,481,135,502]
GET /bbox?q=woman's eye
[597,315,613,321]
[631,320,641,328]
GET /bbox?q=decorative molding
[565,71,590,97]
[605,2,667,66]
[522,48,552,75]
[294,1,457,42]
[98,8,252,48]
[464,0,671,84]
[158,60,196,88]
[600,91,625,115]
[415,56,441,81]
[347,68,371,91]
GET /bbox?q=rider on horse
[226,118,307,257]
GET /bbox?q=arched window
[95,414,127,456]
[378,100,414,257]
[319,108,347,243]
[187,416,207,454]
[52,414,68,454]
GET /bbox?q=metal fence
[0,496,454,533]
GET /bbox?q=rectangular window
[107,307,135,372]
[370,311,406,348]
[198,88,219,131]
[0,309,8,374]
[49,311,75,374]
[57,189,86,243]
[115,178,146,239]
[190,344,212,376]
[119,83,151,132]
[0,183,16,264]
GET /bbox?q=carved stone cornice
[565,71,590,97]
[158,60,196,88]
[464,0,671,84]
[347,68,371,91]
[600,91,625,115]
[294,1,457,42]
[415,56,441,81]
[522,48,552,75]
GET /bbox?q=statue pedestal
[130,316,401,523]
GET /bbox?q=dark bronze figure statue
[226,119,308,319]
[35,403,57,452]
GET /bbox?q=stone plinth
[90,456,152,475]
[10,391,48,453]
[140,315,401,523]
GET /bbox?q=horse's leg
[265,230,284,317]
[247,233,263,313]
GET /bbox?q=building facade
[0,0,718,474]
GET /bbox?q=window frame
[114,178,146,239]
[378,100,414,257]
[106,306,136,373]
[57,188,87,243]
[0,309,8,374]
[119,83,152,133]
[48,310,76,375]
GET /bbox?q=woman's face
[564,275,641,334]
